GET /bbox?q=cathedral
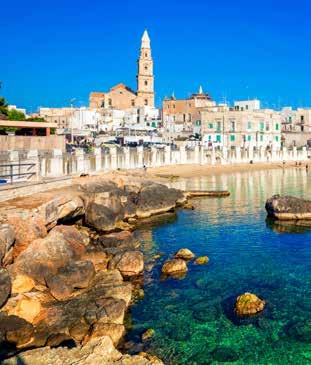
[89,30,155,109]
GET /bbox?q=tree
[0,96,8,116]
[7,109,25,121]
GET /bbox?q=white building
[234,99,261,111]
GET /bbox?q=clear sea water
[128,168,311,365]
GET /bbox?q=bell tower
[137,30,155,107]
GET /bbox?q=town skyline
[1,0,310,111]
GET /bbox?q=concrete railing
[1,145,309,180]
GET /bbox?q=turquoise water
[128,168,311,364]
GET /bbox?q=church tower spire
[137,30,154,107]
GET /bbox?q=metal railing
[0,163,36,184]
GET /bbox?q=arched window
[144,80,148,86]
[144,99,148,106]
[144,64,148,71]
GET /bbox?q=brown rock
[161,259,188,275]
[0,268,11,308]
[11,225,87,284]
[194,256,209,265]
[7,214,47,259]
[0,224,15,264]
[109,250,144,277]
[174,248,195,260]
[46,260,95,300]
[235,292,266,317]
[87,323,125,345]
[0,313,34,349]
[11,274,35,294]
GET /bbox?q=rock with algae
[235,292,265,317]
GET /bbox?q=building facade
[162,86,215,136]
[201,106,282,149]
[281,107,311,147]
[89,30,155,109]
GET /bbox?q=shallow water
[128,168,311,365]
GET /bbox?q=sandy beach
[145,161,310,178]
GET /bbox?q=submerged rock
[174,248,195,260]
[141,328,155,341]
[285,319,311,343]
[194,256,209,265]
[235,292,266,317]
[161,259,188,275]
[265,195,311,220]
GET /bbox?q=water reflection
[129,167,311,365]
[266,217,311,234]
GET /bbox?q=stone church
[89,30,155,109]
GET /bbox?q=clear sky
[1,0,310,111]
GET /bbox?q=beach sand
[144,161,309,178]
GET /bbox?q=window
[216,122,221,132]
[131,100,135,107]
[144,65,148,71]
[196,120,201,126]
[216,135,221,142]
[247,135,251,142]
[208,135,211,141]
[260,135,263,142]
[108,98,112,106]
[259,122,264,131]
[230,135,235,142]
[208,123,213,129]
[275,123,279,130]
[230,121,235,132]
[144,99,148,106]
[275,136,279,142]
[247,121,252,130]
[144,80,148,86]
[145,52,148,57]
[173,104,175,109]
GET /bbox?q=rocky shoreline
[0,174,190,364]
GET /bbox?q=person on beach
[143,164,147,174]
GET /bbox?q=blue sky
[1,0,310,111]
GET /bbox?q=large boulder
[136,183,186,218]
[97,231,140,251]
[0,313,34,350]
[2,336,164,365]
[0,224,15,266]
[265,195,311,220]
[174,248,195,260]
[0,269,11,308]
[11,225,87,285]
[109,251,144,277]
[6,214,47,259]
[46,260,95,300]
[235,292,266,317]
[161,259,188,275]
[1,270,132,350]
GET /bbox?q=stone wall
[0,135,66,152]
[0,145,309,181]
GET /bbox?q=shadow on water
[265,217,311,234]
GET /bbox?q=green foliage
[0,96,8,115]
[7,109,25,121]
[26,117,46,122]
